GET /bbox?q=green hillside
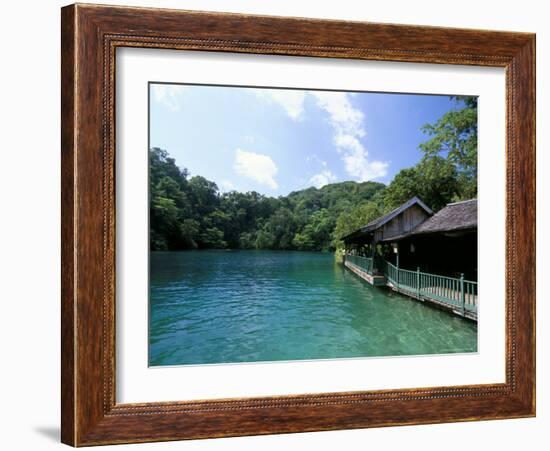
[150,147,385,252]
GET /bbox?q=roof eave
[409,225,477,237]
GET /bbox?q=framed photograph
[61,3,535,446]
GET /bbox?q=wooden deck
[344,260,386,286]
[343,255,477,322]
[386,280,478,321]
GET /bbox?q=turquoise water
[149,251,477,366]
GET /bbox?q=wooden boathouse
[342,197,478,321]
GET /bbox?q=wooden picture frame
[61,3,536,446]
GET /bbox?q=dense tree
[257,208,298,250]
[149,147,193,249]
[383,156,460,212]
[293,209,335,251]
[187,176,219,217]
[382,96,478,212]
[149,96,477,252]
[332,201,383,251]
[419,96,478,198]
[148,148,385,251]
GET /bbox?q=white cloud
[309,170,337,188]
[342,149,389,181]
[311,92,366,138]
[234,149,278,189]
[254,89,306,121]
[151,84,186,111]
[253,89,388,181]
[311,91,388,181]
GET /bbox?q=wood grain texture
[60,5,76,445]
[60,3,536,446]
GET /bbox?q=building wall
[393,231,478,280]
[375,204,431,241]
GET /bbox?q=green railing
[383,260,477,315]
[345,254,374,275]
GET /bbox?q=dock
[344,258,386,286]
[341,197,478,322]
[344,255,477,321]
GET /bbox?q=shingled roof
[411,199,477,235]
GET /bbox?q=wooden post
[396,248,400,289]
[371,241,376,275]
[396,251,399,269]
[460,273,465,316]
[416,267,420,299]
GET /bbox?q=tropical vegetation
[150,96,477,252]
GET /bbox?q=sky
[149,83,466,196]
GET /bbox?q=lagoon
[149,250,477,366]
